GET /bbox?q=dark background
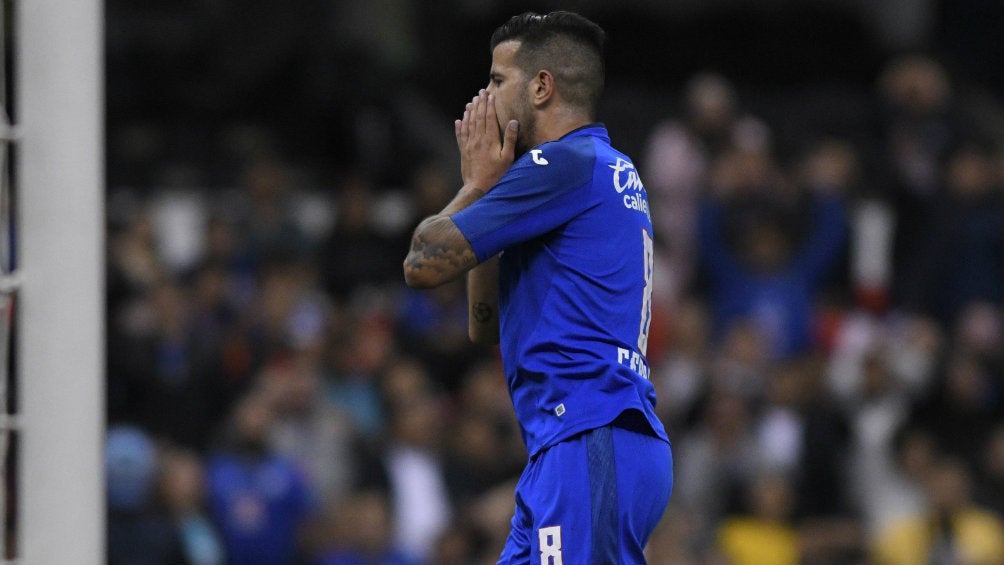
[105,0,1004,190]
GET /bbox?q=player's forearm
[441,184,488,215]
[467,255,500,344]
[403,185,486,289]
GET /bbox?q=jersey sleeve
[452,140,597,262]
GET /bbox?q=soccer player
[403,11,672,565]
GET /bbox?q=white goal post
[13,0,104,563]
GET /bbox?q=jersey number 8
[638,228,654,355]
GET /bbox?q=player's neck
[534,107,593,144]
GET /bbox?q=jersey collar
[559,123,609,143]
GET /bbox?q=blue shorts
[498,415,673,565]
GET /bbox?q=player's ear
[531,70,554,107]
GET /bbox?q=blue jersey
[206,453,314,565]
[452,124,668,456]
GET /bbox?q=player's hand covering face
[456,89,519,191]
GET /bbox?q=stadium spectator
[643,509,702,565]
[315,490,419,565]
[158,448,226,565]
[975,426,1004,519]
[426,524,485,565]
[650,298,712,430]
[325,307,398,438]
[716,471,800,565]
[697,146,849,358]
[642,72,771,306]
[907,349,1001,471]
[106,426,185,565]
[108,278,226,451]
[709,317,772,402]
[443,360,524,507]
[755,358,853,519]
[378,393,452,564]
[320,172,403,300]
[872,56,968,303]
[840,345,915,537]
[873,457,1004,565]
[674,391,761,547]
[899,141,1004,323]
[233,158,312,267]
[205,389,317,565]
[262,352,359,509]
[396,276,484,392]
[352,360,453,563]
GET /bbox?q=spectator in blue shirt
[206,389,316,565]
[698,146,848,359]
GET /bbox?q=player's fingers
[486,93,500,143]
[473,90,486,137]
[501,120,519,162]
[454,119,462,144]
[459,102,472,142]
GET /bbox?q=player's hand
[455,89,519,191]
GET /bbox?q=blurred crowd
[105,51,1004,565]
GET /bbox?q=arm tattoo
[472,302,494,323]
[404,216,478,283]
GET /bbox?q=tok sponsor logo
[609,158,644,193]
[609,158,650,218]
[530,149,549,165]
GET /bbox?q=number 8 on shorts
[539,526,563,565]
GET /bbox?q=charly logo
[530,149,549,166]
[609,158,644,193]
